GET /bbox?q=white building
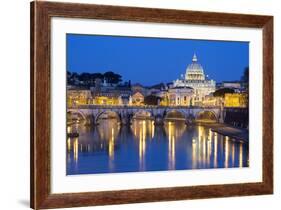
[167,87,194,106]
[173,54,216,105]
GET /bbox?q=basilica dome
[185,54,205,81]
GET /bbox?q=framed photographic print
[30,1,273,209]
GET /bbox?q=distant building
[224,93,247,107]
[93,93,119,105]
[215,82,223,89]
[131,83,147,96]
[132,91,145,105]
[167,87,194,106]
[222,81,241,89]
[92,85,132,106]
[202,94,222,107]
[118,95,132,106]
[67,89,92,107]
[155,89,168,99]
[173,54,216,105]
[141,83,167,101]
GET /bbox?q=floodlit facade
[132,91,145,105]
[67,89,92,107]
[167,87,194,106]
[224,93,248,107]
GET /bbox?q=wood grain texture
[30,1,274,209]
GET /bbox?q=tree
[79,73,92,85]
[241,67,249,106]
[103,71,122,84]
[213,88,235,97]
[241,67,249,83]
[91,73,103,80]
[241,67,249,91]
[128,80,131,88]
[67,71,123,87]
[67,71,79,85]
[67,71,72,84]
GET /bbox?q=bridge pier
[184,114,195,126]
[88,115,100,126]
[120,114,131,126]
[154,115,164,126]
[218,107,225,123]
[185,118,194,126]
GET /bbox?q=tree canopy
[103,71,122,84]
[67,71,122,86]
[213,88,235,97]
[241,67,249,83]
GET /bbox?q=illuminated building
[67,89,92,107]
[224,93,247,107]
[132,91,145,105]
[167,86,194,106]
[131,83,147,95]
[92,84,132,106]
[202,94,221,107]
[173,54,216,105]
[159,92,169,106]
[93,95,119,105]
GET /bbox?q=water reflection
[214,133,218,168]
[164,121,185,170]
[239,143,243,168]
[67,119,249,175]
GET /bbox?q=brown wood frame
[30,1,273,209]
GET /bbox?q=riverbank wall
[223,108,248,129]
[196,122,248,143]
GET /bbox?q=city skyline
[67,34,249,86]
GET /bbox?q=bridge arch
[67,110,87,122]
[132,110,153,119]
[164,109,186,121]
[95,110,121,124]
[195,110,218,123]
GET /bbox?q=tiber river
[67,116,249,175]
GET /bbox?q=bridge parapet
[68,105,223,126]
[73,104,221,110]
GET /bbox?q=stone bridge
[67,105,224,126]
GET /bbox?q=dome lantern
[192,53,198,62]
[185,53,205,81]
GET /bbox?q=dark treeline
[67,71,124,86]
[213,88,235,97]
[241,67,249,83]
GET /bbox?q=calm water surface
[67,119,249,175]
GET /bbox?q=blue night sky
[67,34,249,86]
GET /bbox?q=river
[67,119,249,175]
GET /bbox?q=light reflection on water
[67,119,249,175]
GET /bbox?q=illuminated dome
[185,54,205,81]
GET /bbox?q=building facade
[67,89,92,107]
[167,87,194,106]
[131,91,145,105]
[224,93,248,108]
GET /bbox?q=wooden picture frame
[30,1,273,209]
